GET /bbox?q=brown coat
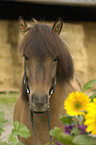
[13,76,80,145]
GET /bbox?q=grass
[0,92,19,105]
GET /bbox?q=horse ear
[52,17,63,35]
[18,16,29,34]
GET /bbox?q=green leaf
[82,79,96,92]
[8,134,17,143]
[89,91,96,102]
[60,114,78,126]
[60,114,73,125]
[71,127,81,135]
[1,142,9,145]
[50,127,74,145]
[0,128,5,136]
[74,115,84,125]
[12,121,31,138]
[50,127,61,136]
[73,135,96,145]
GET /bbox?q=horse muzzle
[29,102,50,113]
[29,93,50,113]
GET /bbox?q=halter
[23,58,56,145]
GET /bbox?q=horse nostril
[31,93,49,109]
[31,93,38,103]
[41,94,48,104]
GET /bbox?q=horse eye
[23,54,29,61]
[54,56,58,62]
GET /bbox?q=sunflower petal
[84,119,95,126]
[91,129,96,135]
[86,124,95,132]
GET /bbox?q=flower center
[73,100,82,110]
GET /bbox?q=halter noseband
[23,58,56,145]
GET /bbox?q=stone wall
[0,20,96,91]
[0,20,23,91]
[64,22,96,85]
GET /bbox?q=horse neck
[50,77,80,114]
[50,81,71,113]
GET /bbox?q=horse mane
[19,24,74,100]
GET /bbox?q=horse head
[18,17,74,113]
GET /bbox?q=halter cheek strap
[49,77,56,96]
[30,110,52,145]
[24,60,30,94]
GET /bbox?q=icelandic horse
[14,17,80,145]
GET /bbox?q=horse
[13,17,80,145]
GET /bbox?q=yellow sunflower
[84,98,96,135]
[64,91,90,116]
